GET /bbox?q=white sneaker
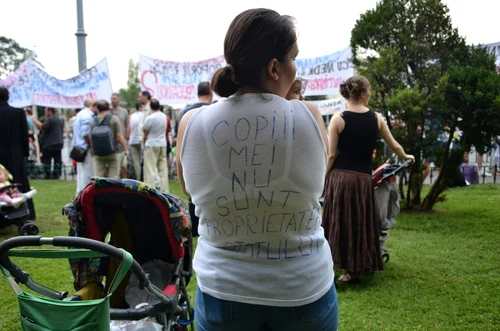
[24,189,37,199]
[10,197,25,209]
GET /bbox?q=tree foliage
[422,46,500,209]
[118,59,140,109]
[350,0,498,210]
[0,36,37,78]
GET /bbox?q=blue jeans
[195,284,338,331]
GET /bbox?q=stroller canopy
[69,178,190,264]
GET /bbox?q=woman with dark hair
[177,8,337,331]
[322,75,414,284]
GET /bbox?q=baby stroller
[0,183,39,236]
[0,236,190,331]
[60,177,194,330]
[372,160,411,262]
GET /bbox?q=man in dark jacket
[0,87,36,219]
[35,107,64,179]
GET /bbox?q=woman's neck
[237,87,271,96]
[347,101,369,112]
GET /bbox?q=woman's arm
[32,117,43,130]
[304,101,329,152]
[377,112,414,162]
[176,109,197,197]
[326,115,344,175]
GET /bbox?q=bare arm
[84,135,93,156]
[116,132,129,156]
[176,109,198,197]
[326,114,345,175]
[142,117,150,144]
[377,112,414,161]
[304,101,329,152]
[32,117,43,130]
[125,112,131,139]
[84,135,91,146]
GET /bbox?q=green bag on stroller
[1,237,133,331]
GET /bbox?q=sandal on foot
[337,273,360,284]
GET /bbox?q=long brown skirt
[322,169,384,273]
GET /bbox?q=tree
[118,59,140,109]
[421,46,500,210]
[0,36,37,78]
[351,0,468,208]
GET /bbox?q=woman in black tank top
[322,76,414,283]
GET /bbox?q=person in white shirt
[129,101,145,180]
[143,99,169,193]
[176,8,337,331]
[72,99,96,193]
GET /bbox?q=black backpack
[91,114,116,156]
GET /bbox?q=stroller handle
[0,236,150,290]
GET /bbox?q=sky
[1,0,499,90]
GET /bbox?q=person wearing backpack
[90,100,129,179]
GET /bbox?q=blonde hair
[0,168,10,179]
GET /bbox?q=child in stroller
[0,165,39,235]
[0,167,37,208]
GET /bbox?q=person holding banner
[176,8,337,331]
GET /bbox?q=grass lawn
[1,180,499,330]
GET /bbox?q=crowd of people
[70,92,175,194]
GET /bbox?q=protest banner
[295,47,354,97]
[0,61,31,108]
[310,98,346,116]
[140,47,354,104]
[140,54,226,104]
[0,58,113,108]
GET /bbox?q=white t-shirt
[143,111,167,147]
[181,93,334,307]
[129,111,145,145]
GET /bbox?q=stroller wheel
[19,221,39,236]
[382,252,390,263]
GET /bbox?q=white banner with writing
[140,54,226,104]
[311,98,346,116]
[140,47,354,104]
[1,58,113,108]
[0,61,31,108]
[296,47,354,97]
